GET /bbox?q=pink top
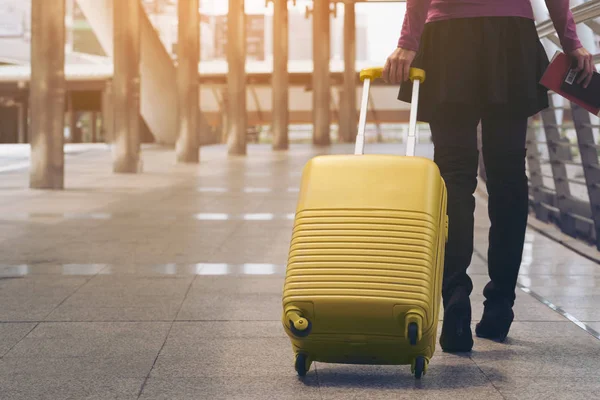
[398,0,582,53]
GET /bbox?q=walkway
[0,143,599,399]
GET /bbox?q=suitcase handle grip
[355,67,426,156]
[359,67,426,83]
[359,67,383,82]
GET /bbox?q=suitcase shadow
[308,363,505,390]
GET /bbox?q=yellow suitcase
[282,67,448,379]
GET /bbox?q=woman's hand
[383,47,417,84]
[569,47,595,88]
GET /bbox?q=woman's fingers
[584,56,594,88]
[383,58,391,83]
[394,59,402,83]
[571,47,595,88]
[403,60,411,83]
[576,54,587,83]
[576,54,593,88]
[576,53,585,72]
[383,48,417,84]
[389,59,397,84]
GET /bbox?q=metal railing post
[540,96,577,236]
[525,120,548,221]
[571,102,600,249]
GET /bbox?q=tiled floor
[0,143,599,399]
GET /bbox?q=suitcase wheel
[408,322,419,346]
[412,356,427,379]
[295,353,310,377]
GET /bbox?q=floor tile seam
[206,220,252,257]
[472,249,600,342]
[467,355,509,400]
[41,272,102,322]
[0,322,39,360]
[174,275,198,322]
[135,274,199,398]
[136,319,178,399]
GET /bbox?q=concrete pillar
[175,0,200,163]
[272,0,289,150]
[30,0,66,189]
[227,0,247,156]
[112,0,142,173]
[340,0,356,143]
[102,80,113,143]
[312,0,331,146]
[91,112,97,143]
[68,93,81,143]
[18,101,28,144]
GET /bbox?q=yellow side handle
[359,67,426,83]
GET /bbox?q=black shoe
[475,305,514,343]
[440,302,473,353]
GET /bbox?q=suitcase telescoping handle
[355,67,426,156]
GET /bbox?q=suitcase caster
[408,322,419,346]
[295,353,311,377]
[411,356,427,379]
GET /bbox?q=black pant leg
[429,105,481,309]
[480,111,529,308]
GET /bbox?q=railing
[523,0,600,248]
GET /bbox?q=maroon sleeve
[545,0,582,53]
[397,0,433,51]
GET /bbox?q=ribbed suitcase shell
[282,153,447,369]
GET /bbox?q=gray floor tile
[45,276,192,321]
[529,294,600,309]
[206,244,286,264]
[169,321,287,339]
[471,322,600,378]
[584,321,600,332]
[0,263,106,277]
[98,264,203,277]
[177,293,282,321]
[0,355,153,378]
[0,277,87,321]
[490,377,600,400]
[190,275,284,294]
[4,322,171,359]
[471,321,600,357]
[69,275,190,297]
[0,323,36,356]
[45,304,184,322]
[0,375,143,400]
[217,227,293,251]
[151,337,295,378]
[139,376,321,400]
[521,263,600,276]
[511,291,568,322]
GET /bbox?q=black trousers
[429,104,529,310]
